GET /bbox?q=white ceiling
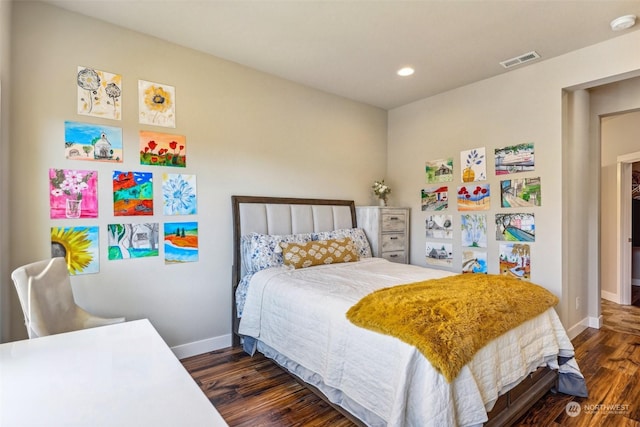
[41,0,640,110]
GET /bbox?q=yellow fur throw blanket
[346,274,558,382]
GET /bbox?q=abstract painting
[138,79,175,128]
[425,214,453,239]
[461,214,487,248]
[496,213,535,242]
[499,243,530,280]
[425,241,452,267]
[77,66,122,120]
[462,250,487,274]
[64,121,123,162]
[51,226,99,275]
[425,158,453,183]
[163,173,197,215]
[457,184,490,211]
[500,177,541,207]
[461,147,486,182]
[49,168,98,219]
[139,130,186,167]
[421,186,448,211]
[164,221,199,264]
[107,223,159,260]
[112,171,153,216]
[495,143,534,175]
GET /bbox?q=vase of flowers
[50,169,94,219]
[372,179,391,206]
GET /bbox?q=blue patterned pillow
[242,232,314,275]
[312,228,372,258]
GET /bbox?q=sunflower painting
[51,226,100,275]
[138,79,175,128]
[77,66,122,120]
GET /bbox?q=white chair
[11,257,125,338]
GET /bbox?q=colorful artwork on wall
[500,177,541,207]
[421,186,448,211]
[494,143,535,175]
[457,184,490,211]
[425,241,452,267]
[77,66,122,120]
[425,158,453,183]
[107,223,160,260]
[425,214,453,239]
[499,243,530,280]
[49,168,98,219]
[138,79,175,128]
[51,226,100,275]
[460,147,486,182]
[496,213,535,242]
[462,250,487,274]
[164,221,199,264]
[112,171,153,216]
[461,214,487,248]
[163,173,197,215]
[139,130,186,167]
[64,121,123,162]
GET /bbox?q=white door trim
[616,151,640,305]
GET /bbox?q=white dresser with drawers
[356,206,410,264]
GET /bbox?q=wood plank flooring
[182,288,640,427]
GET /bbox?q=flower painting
[139,130,186,167]
[425,158,453,183]
[49,168,98,219]
[107,223,159,260]
[112,171,153,216]
[461,148,486,182]
[138,79,175,128]
[64,121,123,162]
[77,66,122,120]
[500,243,530,280]
[457,184,490,211]
[51,226,99,275]
[164,221,199,264]
[163,173,197,215]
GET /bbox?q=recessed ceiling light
[397,67,415,77]
[610,14,636,31]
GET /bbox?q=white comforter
[239,258,576,427]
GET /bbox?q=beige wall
[388,30,640,332]
[5,2,387,350]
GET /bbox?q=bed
[231,195,586,426]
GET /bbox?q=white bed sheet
[239,258,575,427]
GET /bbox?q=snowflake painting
[163,173,197,215]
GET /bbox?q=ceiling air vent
[499,51,540,69]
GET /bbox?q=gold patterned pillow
[279,238,360,269]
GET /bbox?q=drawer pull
[389,254,398,258]
[389,217,399,220]
[389,236,398,240]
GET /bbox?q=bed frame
[230,195,556,426]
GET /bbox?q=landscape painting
[496,213,535,242]
[64,121,123,162]
[113,171,153,216]
[164,221,199,264]
[107,223,160,260]
[457,184,490,211]
[499,243,530,280]
[51,226,99,275]
[49,168,98,219]
[461,214,487,248]
[425,158,453,183]
[77,66,122,120]
[500,177,541,207]
[495,143,535,175]
[163,173,197,215]
[425,241,452,267]
[425,214,453,239]
[462,250,487,274]
[139,130,186,167]
[421,186,448,211]
[139,79,175,128]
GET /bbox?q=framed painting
[138,79,175,128]
[139,130,186,167]
[164,221,199,264]
[77,66,122,120]
[107,223,160,260]
[113,171,153,216]
[65,121,123,162]
[163,173,197,215]
[49,168,98,219]
[51,226,100,275]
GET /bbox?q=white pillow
[312,228,372,258]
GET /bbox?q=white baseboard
[566,318,589,340]
[171,334,232,360]
[601,290,619,303]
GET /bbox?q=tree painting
[164,221,198,264]
[499,243,530,280]
[461,214,487,248]
[107,223,159,260]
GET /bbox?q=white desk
[0,319,228,427]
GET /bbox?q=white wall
[6,2,387,351]
[388,30,640,331]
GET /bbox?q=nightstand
[356,206,410,264]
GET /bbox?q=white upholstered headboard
[231,195,357,344]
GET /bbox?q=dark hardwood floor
[183,287,640,427]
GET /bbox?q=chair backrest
[11,257,77,338]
